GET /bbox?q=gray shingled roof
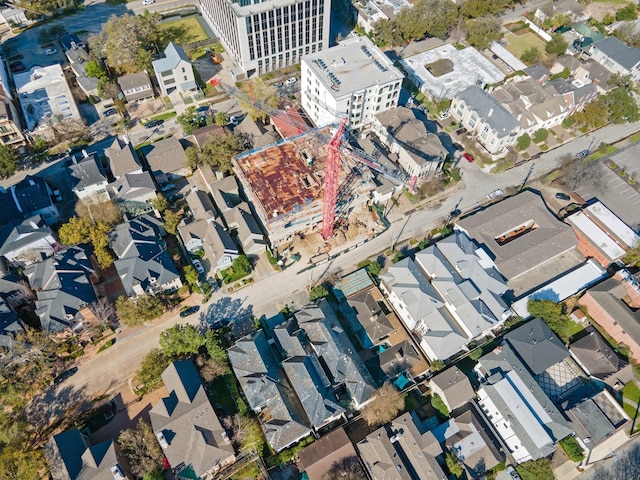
[11,175,55,217]
[149,360,235,478]
[110,171,156,202]
[570,328,627,380]
[347,288,394,344]
[152,42,190,73]
[592,37,640,71]
[105,137,141,178]
[0,215,54,259]
[68,153,107,192]
[141,136,187,176]
[429,367,475,411]
[456,85,520,139]
[505,317,569,375]
[208,175,241,213]
[227,331,311,451]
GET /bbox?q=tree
[623,242,640,267]
[0,145,18,179]
[85,60,107,79]
[239,78,279,122]
[177,106,213,135]
[545,33,568,55]
[571,97,609,129]
[559,436,585,462]
[76,198,122,226]
[151,193,169,213]
[445,452,464,478]
[615,22,640,48]
[115,295,164,326]
[197,355,227,382]
[550,13,571,30]
[516,133,531,151]
[466,17,502,49]
[143,472,165,480]
[89,13,161,74]
[136,348,170,392]
[430,359,445,371]
[532,128,548,143]
[0,447,46,480]
[89,299,116,329]
[183,265,200,287]
[515,458,554,480]
[204,329,228,364]
[367,261,381,276]
[361,383,405,426]
[214,111,229,126]
[560,154,605,191]
[232,255,251,277]
[520,47,542,65]
[189,134,244,174]
[97,77,119,100]
[117,419,164,478]
[617,4,638,22]
[604,86,640,124]
[162,210,181,235]
[160,324,205,358]
[431,393,449,417]
[603,13,615,26]
[309,285,329,301]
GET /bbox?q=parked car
[487,189,504,200]
[463,152,475,163]
[53,367,78,385]
[576,149,590,159]
[196,105,210,113]
[45,48,57,55]
[274,82,283,88]
[192,259,205,274]
[159,183,175,192]
[168,192,184,203]
[144,119,164,129]
[103,108,117,117]
[455,127,467,135]
[230,115,240,125]
[142,0,155,4]
[506,466,521,480]
[66,145,86,156]
[179,305,200,318]
[555,192,571,201]
[439,110,450,120]
[450,208,461,217]
[9,61,25,72]
[286,77,298,85]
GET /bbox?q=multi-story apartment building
[200,0,331,79]
[0,86,25,151]
[301,36,403,130]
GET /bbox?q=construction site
[233,125,387,252]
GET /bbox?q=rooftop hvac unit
[156,431,169,449]
[110,465,126,480]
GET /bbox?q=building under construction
[233,126,377,247]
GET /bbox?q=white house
[68,153,110,204]
[301,36,403,130]
[152,42,197,97]
[587,37,640,82]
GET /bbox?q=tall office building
[200,0,331,79]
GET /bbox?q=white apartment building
[301,36,403,130]
[200,0,330,78]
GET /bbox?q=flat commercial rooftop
[401,44,505,99]
[234,126,342,222]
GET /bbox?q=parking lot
[574,144,640,229]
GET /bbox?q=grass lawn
[588,144,618,161]
[504,31,547,58]
[208,374,239,415]
[622,382,640,433]
[142,111,177,123]
[159,16,210,46]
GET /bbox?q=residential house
[358,411,446,480]
[428,367,475,412]
[270,108,308,139]
[207,175,242,214]
[456,189,582,296]
[110,215,182,296]
[14,64,81,131]
[152,42,197,97]
[24,246,98,335]
[191,124,226,149]
[44,429,131,480]
[546,78,597,116]
[0,85,25,150]
[0,7,29,31]
[140,136,189,184]
[149,360,236,478]
[117,72,154,103]
[524,64,552,83]
[104,136,142,178]
[549,55,614,94]
[450,85,522,156]
[9,175,59,225]
[579,273,640,363]
[380,230,510,362]
[354,0,412,34]
[570,327,633,390]
[301,36,403,130]
[59,33,84,51]
[68,153,110,204]
[109,172,156,217]
[346,288,395,348]
[0,297,24,354]
[431,408,504,479]
[64,43,99,99]
[534,0,590,24]
[587,37,640,82]
[0,215,57,266]
[227,203,266,257]
[371,107,446,181]
[475,340,575,463]
[491,78,570,134]
[566,390,629,450]
[228,330,312,451]
[298,428,365,480]
[565,200,639,267]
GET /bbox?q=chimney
[82,149,88,158]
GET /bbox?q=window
[181,67,185,73]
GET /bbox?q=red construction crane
[321,119,347,240]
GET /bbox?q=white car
[142,0,155,4]
[192,259,205,275]
[285,77,297,85]
[439,110,450,120]
[45,48,57,55]
[487,189,504,200]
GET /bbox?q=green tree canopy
[118,419,164,478]
[115,295,164,326]
[162,210,181,235]
[136,348,171,393]
[187,134,244,174]
[516,133,531,151]
[159,324,205,358]
[515,458,554,480]
[617,4,638,22]
[309,285,329,301]
[85,60,107,79]
[445,452,464,478]
[520,47,542,65]
[0,145,19,179]
[545,33,569,55]
[239,78,279,122]
[466,17,502,49]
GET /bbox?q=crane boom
[321,119,347,240]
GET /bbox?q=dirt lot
[588,2,629,21]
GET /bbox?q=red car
[463,153,475,163]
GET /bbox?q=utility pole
[520,162,535,191]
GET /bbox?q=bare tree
[323,456,367,480]
[361,382,405,427]
[195,354,227,382]
[90,299,116,328]
[561,155,605,191]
